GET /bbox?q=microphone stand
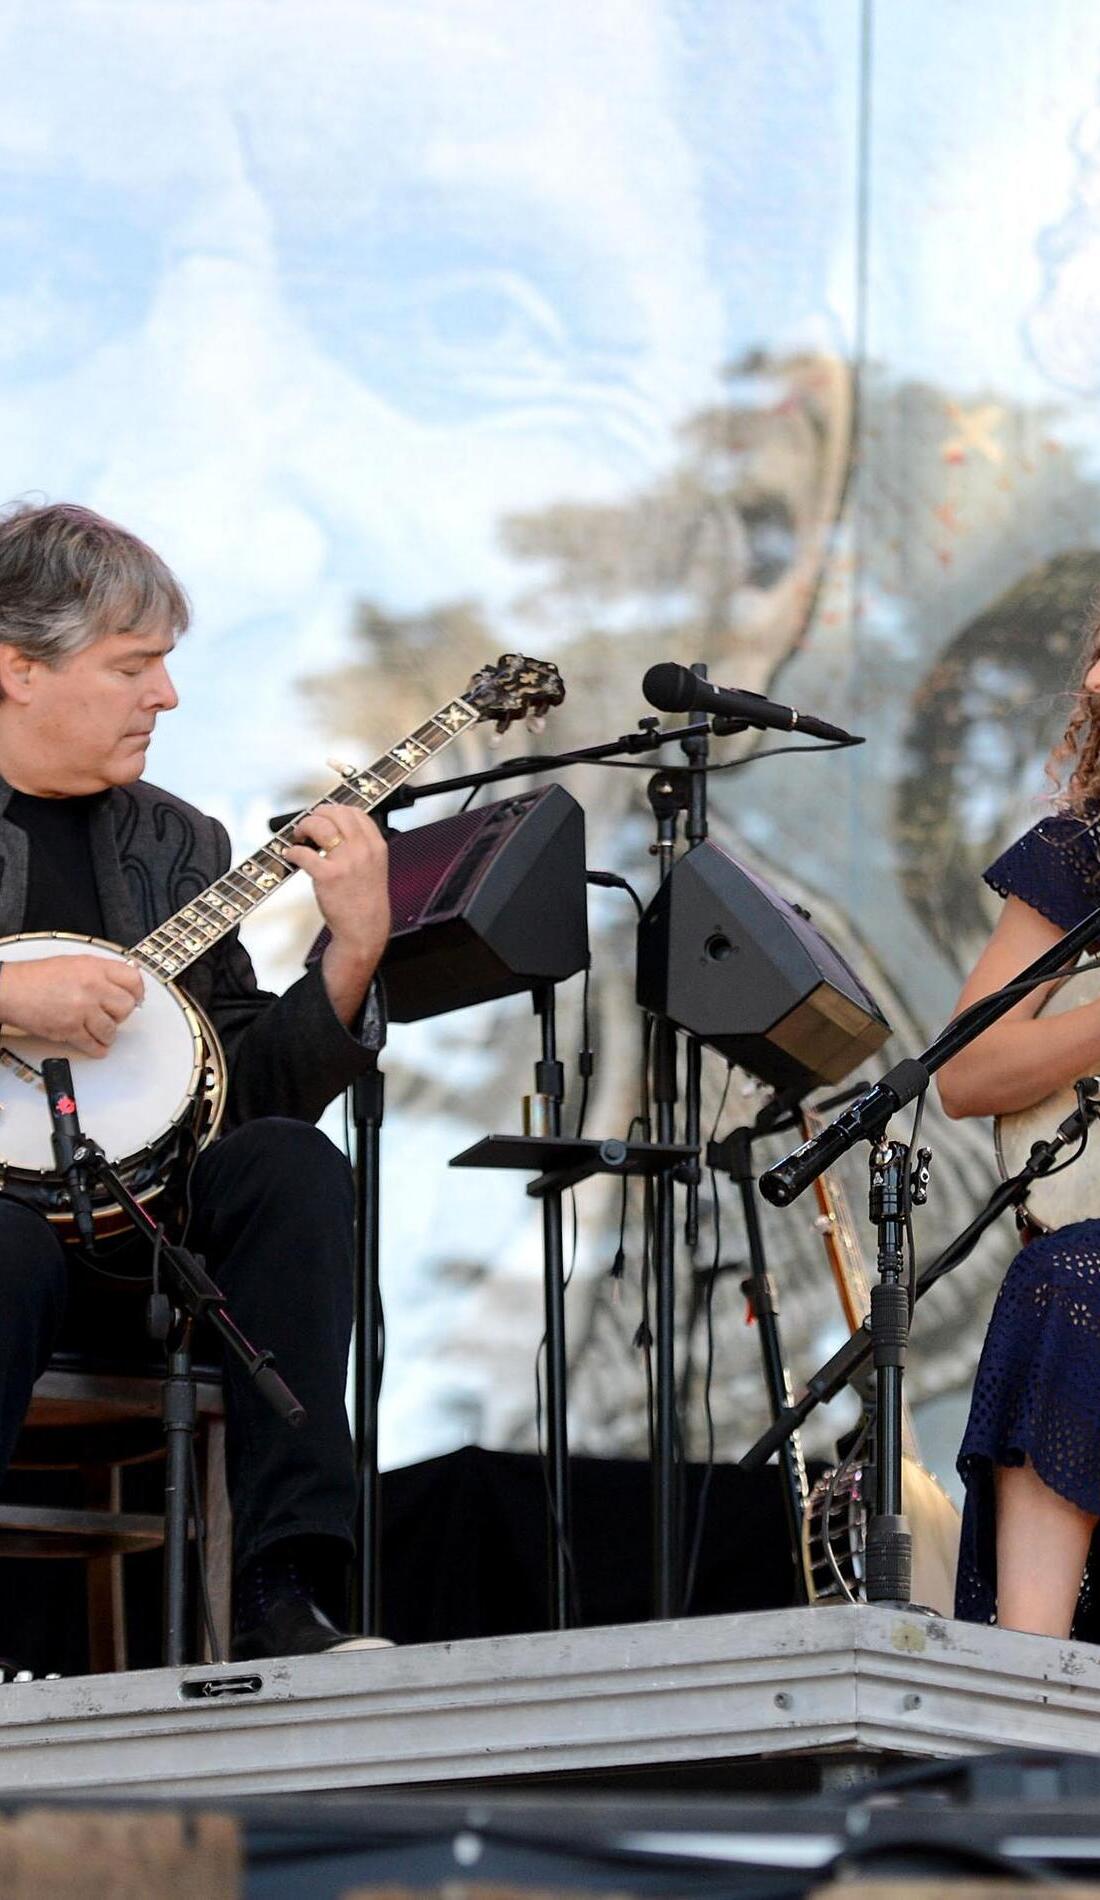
[742,1080,1100,1473]
[63,1121,305,1666]
[644,665,803,1618]
[351,1050,385,1637]
[646,663,716,1619]
[647,767,684,1617]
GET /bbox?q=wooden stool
[0,1360,230,1672]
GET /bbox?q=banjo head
[994,960,1100,1231]
[0,933,221,1189]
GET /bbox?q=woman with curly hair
[939,633,1100,1641]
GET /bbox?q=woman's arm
[937,894,1100,1118]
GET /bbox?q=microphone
[41,1057,96,1248]
[758,1058,930,1207]
[642,662,861,745]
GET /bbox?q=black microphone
[41,1057,96,1247]
[642,662,861,745]
[758,1058,930,1207]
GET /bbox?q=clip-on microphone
[41,1056,96,1248]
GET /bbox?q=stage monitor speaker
[380,783,588,1021]
[635,839,889,1094]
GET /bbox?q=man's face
[8,625,179,794]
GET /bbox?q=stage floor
[1,1605,1098,1800]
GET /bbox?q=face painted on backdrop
[0,0,850,1462]
[0,627,179,797]
[0,0,840,802]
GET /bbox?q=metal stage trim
[1,1606,1098,1800]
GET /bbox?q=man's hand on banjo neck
[0,954,144,1059]
[285,801,391,1026]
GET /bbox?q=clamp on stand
[44,1060,305,1667]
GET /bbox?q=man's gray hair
[0,501,190,666]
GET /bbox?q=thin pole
[534,986,572,1628]
[352,1061,385,1634]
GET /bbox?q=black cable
[950,951,1100,1032]
[903,1084,927,1320]
[582,736,861,771]
[532,1326,582,1623]
[635,1016,657,1457]
[530,990,585,1621]
[586,869,645,916]
[682,1062,734,1610]
[681,1172,720,1612]
[174,1123,205,1252]
[1019,1109,1092,1181]
[188,1434,223,1664]
[637,1204,656,1460]
[573,957,593,1140]
[609,1114,646,1287]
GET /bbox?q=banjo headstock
[462,653,565,732]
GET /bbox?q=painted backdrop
[3,0,1100,1492]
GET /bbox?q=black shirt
[6,790,107,938]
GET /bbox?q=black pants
[0,1118,357,1574]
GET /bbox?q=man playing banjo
[0,499,392,1661]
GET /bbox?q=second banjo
[994,959,1100,1231]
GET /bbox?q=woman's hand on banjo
[284,804,391,1026]
[0,955,144,1059]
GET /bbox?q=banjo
[0,653,564,1238]
[994,960,1100,1232]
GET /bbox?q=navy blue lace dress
[956,811,1100,1638]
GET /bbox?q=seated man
[0,500,391,1661]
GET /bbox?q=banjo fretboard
[132,697,479,984]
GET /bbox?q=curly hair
[1048,595,1100,811]
[0,500,189,668]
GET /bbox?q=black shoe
[231,1592,391,1661]
[231,1538,392,1662]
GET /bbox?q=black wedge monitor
[380,783,588,1021]
[636,839,889,1094]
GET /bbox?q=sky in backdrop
[4,0,1100,1466]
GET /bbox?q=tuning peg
[525,712,547,736]
[327,758,358,778]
